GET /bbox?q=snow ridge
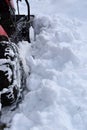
[9,14,87,130]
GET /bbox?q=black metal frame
[16,0,30,21]
[13,0,35,43]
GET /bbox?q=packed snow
[5,0,87,130]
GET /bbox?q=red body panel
[5,0,15,9]
[0,25,8,38]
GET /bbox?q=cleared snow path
[7,15,87,130]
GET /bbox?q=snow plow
[0,0,34,108]
[0,0,34,128]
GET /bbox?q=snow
[5,0,87,130]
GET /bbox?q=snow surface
[5,0,87,130]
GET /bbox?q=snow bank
[14,0,87,20]
[28,0,87,20]
[9,14,87,130]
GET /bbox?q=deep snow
[5,0,87,130]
